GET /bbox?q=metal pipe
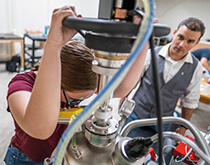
[158,132,210,165]
[120,116,210,161]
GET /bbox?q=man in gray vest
[123,17,205,138]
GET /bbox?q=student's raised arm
[8,6,79,140]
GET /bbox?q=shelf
[24,33,47,69]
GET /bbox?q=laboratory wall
[155,0,210,40]
[0,0,99,36]
[0,0,210,55]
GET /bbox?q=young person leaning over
[4,5,149,164]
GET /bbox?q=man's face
[169,25,201,60]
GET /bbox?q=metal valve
[119,97,135,118]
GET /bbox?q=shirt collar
[158,43,193,64]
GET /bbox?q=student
[192,48,210,72]
[4,6,149,164]
[123,17,205,138]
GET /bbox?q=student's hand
[133,15,159,24]
[133,15,142,24]
[47,6,80,49]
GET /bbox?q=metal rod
[120,116,210,165]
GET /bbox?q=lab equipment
[44,0,210,164]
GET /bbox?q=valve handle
[63,17,170,37]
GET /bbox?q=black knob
[124,137,153,161]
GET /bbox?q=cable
[149,32,164,165]
[162,132,210,164]
[174,146,199,164]
[175,147,192,163]
[63,90,69,108]
[120,117,210,165]
[53,0,155,164]
[162,145,176,165]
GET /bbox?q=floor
[0,63,17,164]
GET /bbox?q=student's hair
[31,41,98,92]
[60,41,98,92]
[177,17,205,39]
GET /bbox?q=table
[24,33,47,68]
[200,78,210,104]
[0,33,24,68]
[190,78,210,133]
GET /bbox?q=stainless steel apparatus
[44,0,210,165]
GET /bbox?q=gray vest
[134,46,198,119]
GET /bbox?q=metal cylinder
[64,131,118,165]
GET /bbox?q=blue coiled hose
[53,0,155,164]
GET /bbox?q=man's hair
[61,41,98,92]
[177,17,205,39]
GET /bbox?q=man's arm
[175,107,194,136]
[176,58,203,136]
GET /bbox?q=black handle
[124,137,153,161]
[63,17,170,37]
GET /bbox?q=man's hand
[175,126,186,136]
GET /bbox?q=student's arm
[114,15,156,98]
[114,43,149,98]
[8,6,78,140]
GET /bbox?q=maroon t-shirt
[7,71,67,162]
